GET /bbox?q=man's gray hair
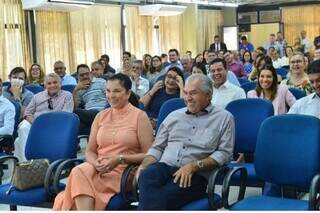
[186,74,213,97]
[44,73,61,84]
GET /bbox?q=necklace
[110,105,130,144]
[111,126,118,145]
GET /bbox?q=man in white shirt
[54,60,77,86]
[301,30,312,56]
[130,60,150,98]
[288,60,320,118]
[0,78,16,153]
[210,58,246,108]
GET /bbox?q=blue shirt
[2,85,34,107]
[239,42,255,52]
[61,74,77,86]
[243,63,253,74]
[0,95,15,135]
[146,88,180,119]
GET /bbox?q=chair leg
[10,205,17,210]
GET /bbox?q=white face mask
[10,78,24,87]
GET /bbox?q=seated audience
[224,51,247,78]
[293,37,304,53]
[281,52,314,94]
[92,60,113,81]
[118,52,132,76]
[140,67,184,124]
[194,53,204,63]
[100,54,116,74]
[288,60,320,117]
[210,58,246,108]
[3,67,34,117]
[28,63,45,86]
[164,49,183,72]
[15,73,73,161]
[161,53,170,68]
[269,47,284,69]
[191,62,207,75]
[239,35,255,52]
[146,56,163,85]
[202,50,209,65]
[137,74,235,210]
[0,78,16,153]
[53,73,153,210]
[142,54,152,77]
[281,46,294,67]
[248,64,296,115]
[242,50,254,75]
[73,64,107,130]
[180,54,192,79]
[130,60,150,98]
[249,55,272,81]
[54,60,77,86]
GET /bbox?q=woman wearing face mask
[28,63,45,86]
[280,52,314,94]
[248,64,296,115]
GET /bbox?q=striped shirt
[24,90,74,119]
[78,78,107,111]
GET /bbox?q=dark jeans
[138,162,207,210]
[74,108,99,131]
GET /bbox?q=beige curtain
[69,4,121,70]
[180,4,198,55]
[159,15,182,54]
[35,11,71,74]
[282,5,320,49]
[197,9,223,53]
[125,6,154,59]
[0,0,30,81]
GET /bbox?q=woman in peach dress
[53,73,153,210]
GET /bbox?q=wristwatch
[196,160,204,169]
[118,155,125,164]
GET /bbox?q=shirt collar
[214,80,230,89]
[185,103,214,116]
[311,93,320,99]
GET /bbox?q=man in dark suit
[209,35,227,52]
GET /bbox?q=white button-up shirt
[0,95,15,135]
[288,93,320,118]
[211,80,246,108]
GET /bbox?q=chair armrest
[44,159,68,197]
[52,158,84,194]
[309,173,320,210]
[120,164,139,202]
[222,166,247,209]
[207,166,229,210]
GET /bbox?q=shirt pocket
[196,128,220,150]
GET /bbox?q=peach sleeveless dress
[53,103,144,210]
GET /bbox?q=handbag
[6,159,49,194]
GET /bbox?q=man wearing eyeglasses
[14,73,74,161]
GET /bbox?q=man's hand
[10,84,22,100]
[173,162,197,188]
[75,80,90,91]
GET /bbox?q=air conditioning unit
[139,4,186,16]
[21,0,95,12]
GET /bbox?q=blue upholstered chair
[222,114,320,210]
[155,98,186,133]
[25,84,44,94]
[288,88,306,100]
[238,78,250,86]
[276,68,289,79]
[0,112,79,210]
[225,98,274,187]
[241,81,257,95]
[61,84,76,93]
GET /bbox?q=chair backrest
[255,114,320,188]
[10,101,21,139]
[25,84,44,94]
[276,68,289,79]
[61,84,76,93]
[156,98,186,133]
[25,112,80,162]
[238,78,250,86]
[241,81,257,95]
[225,98,274,153]
[288,87,306,100]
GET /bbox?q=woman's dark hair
[285,46,294,57]
[256,64,278,101]
[257,55,272,71]
[165,66,185,85]
[194,54,202,62]
[76,64,90,74]
[109,73,132,91]
[150,55,162,74]
[257,46,266,54]
[192,62,207,75]
[9,67,27,79]
[128,91,140,108]
[242,50,253,63]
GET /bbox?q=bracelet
[118,155,125,164]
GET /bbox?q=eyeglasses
[166,74,177,81]
[290,60,303,64]
[48,98,53,110]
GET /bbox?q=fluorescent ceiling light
[160,0,239,7]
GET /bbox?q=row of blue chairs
[24,84,76,94]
